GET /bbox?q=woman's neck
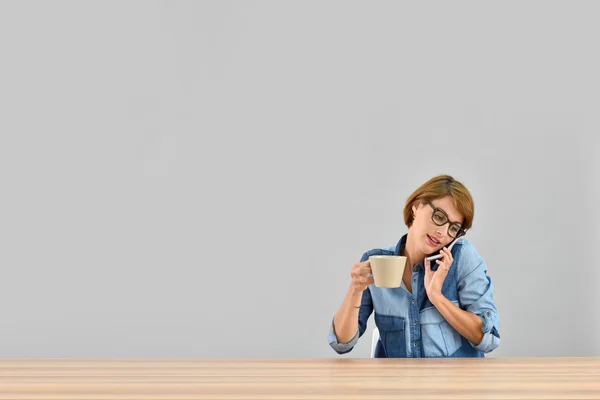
[403,233,426,268]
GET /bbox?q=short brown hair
[404,175,475,231]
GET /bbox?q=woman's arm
[423,244,500,352]
[424,242,500,353]
[333,287,364,343]
[333,259,374,343]
[428,293,484,345]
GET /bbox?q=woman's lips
[427,234,440,247]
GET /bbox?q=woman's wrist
[428,291,445,306]
[348,286,363,308]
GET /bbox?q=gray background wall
[0,1,598,358]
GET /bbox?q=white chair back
[370,327,380,358]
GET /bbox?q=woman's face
[410,196,465,254]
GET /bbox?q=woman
[328,175,500,358]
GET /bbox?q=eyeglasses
[425,201,465,239]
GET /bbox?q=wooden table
[0,358,599,399]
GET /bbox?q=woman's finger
[436,259,450,272]
[445,247,454,260]
[359,265,372,275]
[358,276,374,285]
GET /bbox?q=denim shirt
[328,234,500,357]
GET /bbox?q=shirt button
[414,342,418,347]
[413,278,416,283]
[413,320,418,326]
[486,311,491,317]
[411,299,415,305]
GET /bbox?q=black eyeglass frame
[425,201,466,239]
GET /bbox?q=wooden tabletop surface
[0,358,599,399]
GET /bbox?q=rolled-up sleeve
[328,318,359,354]
[455,241,501,354]
[328,252,374,355]
[328,287,373,354]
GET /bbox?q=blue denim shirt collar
[396,233,448,271]
[394,234,407,256]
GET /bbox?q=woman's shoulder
[452,238,487,274]
[453,238,480,256]
[359,246,397,262]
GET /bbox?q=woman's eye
[433,213,446,223]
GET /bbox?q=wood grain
[0,358,598,399]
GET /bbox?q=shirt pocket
[374,313,406,358]
[419,302,462,357]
